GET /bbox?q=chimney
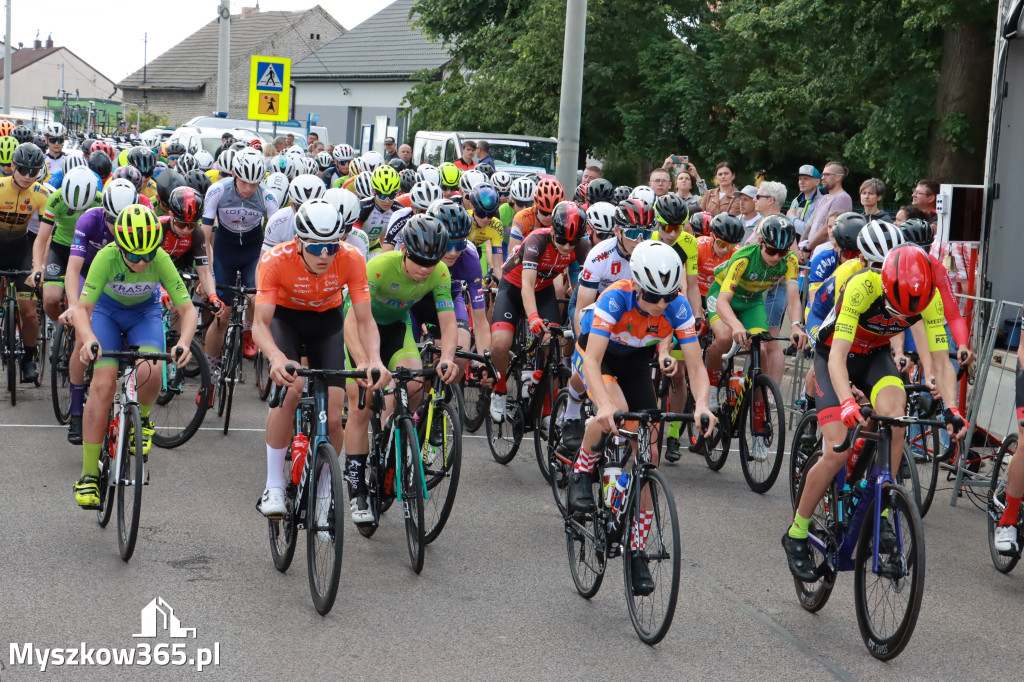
[240,6,257,17]
[33,38,41,49]
[45,34,53,49]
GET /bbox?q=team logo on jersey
[390,283,400,290]
[607,298,621,313]
[114,272,126,282]
[748,273,759,280]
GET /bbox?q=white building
[0,36,117,109]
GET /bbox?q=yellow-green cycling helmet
[371,165,401,197]
[114,204,162,258]
[0,136,18,165]
[117,148,131,168]
[438,162,462,190]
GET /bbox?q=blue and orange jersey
[584,279,697,354]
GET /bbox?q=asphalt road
[1,377,1022,681]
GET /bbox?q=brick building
[118,6,343,125]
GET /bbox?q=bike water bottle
[851,478,869,508]
[611,471,630,515]
[520,369,535,398]
[602,467,622,507]
[846,437,866,477]
[729,371,743,406]
[290,433,309,485]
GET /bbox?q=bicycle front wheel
[6,298,18,405]
[255,351,272,401]
[96,435,116,528]
[853,484,925,661]
[306,441,345,615]
[117,404,145,562]
[400,419,425,573]
[789,409,820,508]
[988,435,1020,573]
[792,450,836,612]
[152,338,211,448]
[50,323,74,424]
[622,467,681,645]
[422,400,462,544]
[906,421,941,518]
[566,474,605,598]
[738,374,786,494]
[221,332,241,435]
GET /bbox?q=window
[424,138,443,166]
[444,139,457,164]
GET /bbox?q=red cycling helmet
[613,198,656,229]
[249,138,263,151]
[92,140,115,161]
[550,201,586,243]
[168,186,204,223]
[534,177,565,214]
[881,244,934,316]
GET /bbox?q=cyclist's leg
[489,280,522,388]
[738,301,771,427]
[704,282,732,386]
[302,307,347,447]
[10,238,40,369]
[42,244,69,321]
[391,321,424,411]
[861,350,907,484]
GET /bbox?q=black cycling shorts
[270,306,346,388]
[814,346,903,426]
[575,333,657,411]
[490,279,560,334]
[1016,359,1024,423]
[45,243,71,283]
[0,234,35,295]
[410,291,471,341]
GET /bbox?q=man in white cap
[738,184,761,241]
[787,164,823,237]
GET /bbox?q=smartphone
[671,155,683,164]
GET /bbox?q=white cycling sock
[317,462,332,498]
[563,393,583,420]
[265,444,288,490]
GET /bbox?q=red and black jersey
[502,227,587,290]
[159,215,209,267]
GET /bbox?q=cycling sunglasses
[120,247,157,263]
[441,184,459,192]
[622,228,652,241]
[302,240,341,257]
[474,210,496,220]
[762,245,788,258]
[168,155,181,162]
[48,136,64,144]
[375,191,398,201]
[536,208,552,217]
[15,165,41,177]
[173,219,200,231]
[447,240,469,253]
[406,252,441,268]
[553,235,580,247]
[640,290,678,304]
[715,238,736,249]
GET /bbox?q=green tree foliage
[125,108,171,132]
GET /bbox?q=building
[118,6,344,126]
[292,0,451,149]
[0,36,117,112]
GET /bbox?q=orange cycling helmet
[0,121,13,137]
[881,245,934,317]
[533,177,564,213]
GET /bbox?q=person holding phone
[699,161,743,216]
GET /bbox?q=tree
[124,108,171,133]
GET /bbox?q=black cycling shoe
[20,359,38,384]
[782,534,818,582]
[567,471,596,513]
[428,414,444,447]
[630,554,655,596]
[878,516,898,553]
[67,415,83,445]
[664,437,681,462]
[558,418,584,457]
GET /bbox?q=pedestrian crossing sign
[248,55,290,122]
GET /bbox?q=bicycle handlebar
[833,405,949,452]
[269,366,380,410]
[589,410,710,452]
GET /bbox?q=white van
[413,131,556,178]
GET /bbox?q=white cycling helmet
[333,144,355,162]
[314,151,333,171]
[361,151,384,172]
[288,174,327,207]
[270,154,298,181]
[353,170,374,199]
[293,198,343,242]
[101,179,140,220]
[265,172,290,206]
[586,202,616,238]
[217,149,237,175]
[510,176,537,204]
[323,187,360,234]
[193,150,215,171]
[416,164,440,186]
[348,156,367,176]
[459,169,487,195]
[300,156,319,176]
[233,149,266,184]
[630,240,683,296]
[45,121,66,138]
[629,185,656,208]
[857,219,905,265]
[490,170,512,192]
[409,181,443,211]
[175,153,198,175]
[62,167,99,212]
[63,154,89,174]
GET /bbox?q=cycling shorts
[91,295,165,369]
[491,279,560,334]
[346,318,420,374]
[572,333,657,411]
[213,229,262,306]
[0,234,35,298]
[813,346,903,426]
[270,306,346,388]
[705,281,768,332]
[410,290,470,341]
[45,242,71,285]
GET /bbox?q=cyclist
[695,213,743,302]
[507,177,563,254]
[71,205,197,509]
[783,245,968,581]
[42,122,67,177]
[262,174,326,251]
[379,180,442,252]
[653,193,703,323]
[0,142,52,382]
[503,175,537,257]
[566,240,716,591]
[354,165,402,253]
[341,214,459,524]
[467,183,504,277]
[489,201,588,422]
[704,215,808,459]
[438,162,462,200]
[0,135,19,176]
[159,186,222,317]
[202,148,279,371]
[994,321,1024,553]
[324,144,354,187]
[252,199,389,518]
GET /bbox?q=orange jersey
[509,206,546,242]
[256,241,370,312]
[588,280,697,350]
[394,193,412,209]
[696,236,736,297]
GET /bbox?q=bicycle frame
[102,363,140,489]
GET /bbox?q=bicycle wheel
[117,404,145,562]
[853,484,925,661]
[6,298,18,405]
[152,339,211,448]
[541,388,570,496]
[792,450,836,612]
[34,305,47,387]
[268,447,298,573]
[221,331,240,435]
[988,435,1020,574]
[896,450,921,513]
[906,422,941,518]
[622,467,681,645]
[400,419,426,573]
[566,474,605,598]
[485,369,524,464]
[422,400,462,544]
[462,374,486,433]
[96,432,116,528]
[789,409,821,508]
[737,374,786,493]
[255,351,272,401]
[50,323,74,424]
[306,441,345,615]
[534,377,558,482]
[216,329,231,418]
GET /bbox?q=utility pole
[554,0,587,194]
[4,0,11,114]
[216,0,231,115]
[143,33,147,84]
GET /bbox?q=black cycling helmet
[832,212,867,251]
[427,198,473,240]
[399,168,417,194]
[401,214,450,264]
[655,193,689,226]
[468,183,500,217]
[111,165,144,192]
[551,201,587,242]
[585,178,615,205]
[758,214,796,250]
[126,146,157,176]
[87,150,112,178]
[165,139,187,157]
[612,185,633,203]
[183,169,212,197]
[155,168,186,207]
[12,142,45,172]
[474,162,495,178]
[709,212,744,244]
[388,157,406,172]
[32,133,47,150]
[11,125,32,144]
[900,218,933,248]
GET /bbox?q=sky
[9,0,395,83]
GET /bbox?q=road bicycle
[214,275,256,434]
[791,400,946,660]
[148,304,212,448]
[266,364,370,615]
[987,433,1022,573]
[564,409,704,645]
[90,344,178,562]
[0,269,41,405]
[50,321,75,424]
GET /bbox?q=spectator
[273,135,288,153]
[911,179,939,225]
[786,165,823,237]
[673,162,705,213]
[582,165,603,183]
[383,136,398,161]
[475,140,494,166]
[398,144,413,167]
[454,140,477,171]
[649,167,672,197]
[308,132,319,144]
[129,123,140,140]
[800,161,853,260]
[754,181,792,329]
[893,205,928,226]
[738,185,761,239]
[859,178,891,222]
[700,162,743,215]
[286,133,295,147]
[214,131,236,159]
[308,141,325,155]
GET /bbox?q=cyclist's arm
[714,287,742,332]
[785,279,807,346]
[581,332,616,419]
[31,219,54,283]
[156,255,197,352]
[64,255,84,308]
[72,300,99,356]
[520,268,541,321]
[343,306,368,367]
[685,273,702,325]
[679,332,715,432]
[932,261,969,350]
[574,285,598,331]
[470,305,491,352]
[826,337,857,405]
